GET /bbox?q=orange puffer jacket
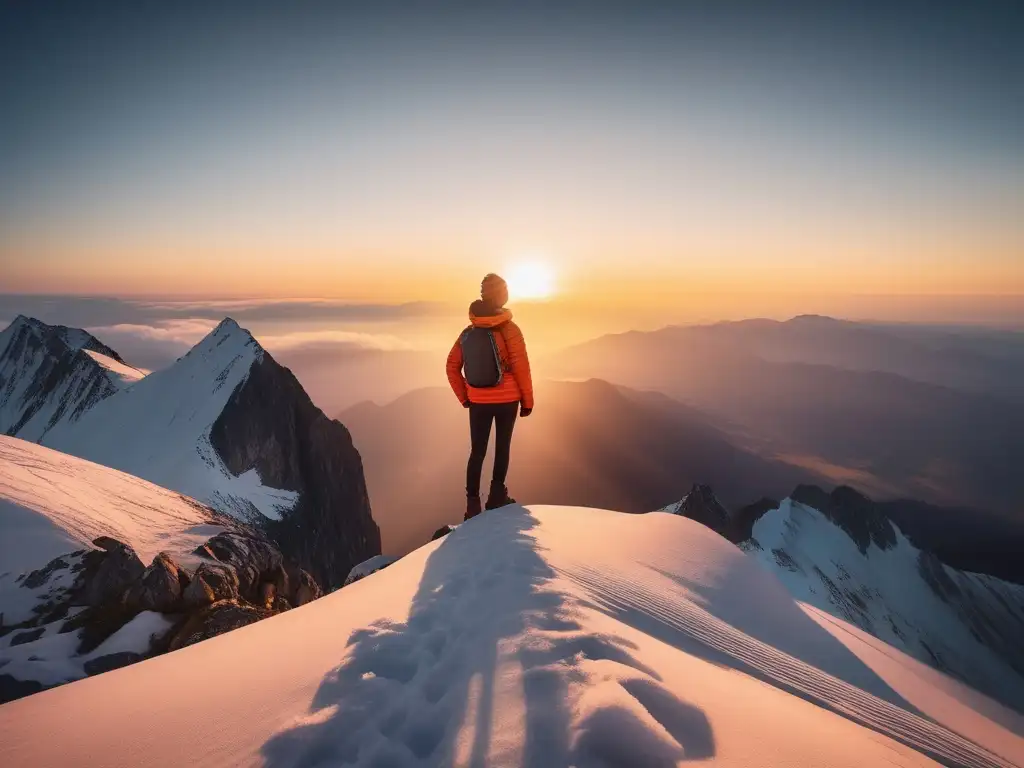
[446,304,534,409]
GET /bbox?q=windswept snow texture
[745,498,1024,714]
[0,316,143,441]
[0,436,225,624]
[44,319,298,522]
[1,506,1020,767]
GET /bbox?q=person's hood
[468,300,512,328]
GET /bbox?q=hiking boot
[485,484,516,510]
[464,495,483,521]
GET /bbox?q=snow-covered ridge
[745,497,1024,714]
[1,506,1019,767]
[43,318,298,522]
[0,316,144,441]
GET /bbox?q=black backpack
[460,326,504,387]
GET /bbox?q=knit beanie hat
[481,273,508,306]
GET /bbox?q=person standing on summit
[446,273,534,521]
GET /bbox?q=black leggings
[466,402,519,497]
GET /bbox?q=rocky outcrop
[0,523,329,705]
[125,553,185,613]
[665,484,732,538]
[84,652,143,676]
[83,538,146,606]
[209,342,380,589]
[168,600,274,651]
[431,525,457,542]
[183,563,240,609]
[197,531,283,601]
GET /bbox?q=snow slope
[1,506,1019,767]
[744,498,1024,714]
[44,319,298,522]
[0,435,226,623]
[0,316,144,441]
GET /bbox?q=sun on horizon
[506,260,557,301]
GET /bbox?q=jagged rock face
[665,484,731,537]
[210,351,380,589]
[0,316,132,440]
[791,484,897,554]
[731,497,779,543]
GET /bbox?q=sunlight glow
[507,261,556,301]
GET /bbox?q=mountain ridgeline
[0,316,380,590]
[664,483,1024,712]
[210,348,379,588]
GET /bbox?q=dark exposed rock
[192,543,218,560]
[293,570,321,607]
[21,556,71,589]
[82,538,146,607]
[125,553,183,613]
[273,596,293,612]
[259,583,276,609]
[9,628,45,646]
[209,339,380,589]
[667,484,731,537]
[791,485,897,554]
[0,674,44,705]
[197,531,283,601]
[431,525,457,541]
[182,563,240,610]
[268,564,289,599]
[918,550,962,604]
[168,600,274,652]
[790,484,832,514]
[63,601,138,655]
[83,652,143,676]
[732,498,779,543]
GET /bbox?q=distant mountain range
[549,315,1024,514]
[0,316,379,589]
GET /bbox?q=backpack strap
[492,324,515,373]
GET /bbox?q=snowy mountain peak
[4,315,128,364]
[0,316,140,440]
[186,317,263,363]
[40,314,379,587]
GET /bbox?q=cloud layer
[1,295,449,371]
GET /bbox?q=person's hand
[520,405,533,417]
[462,400,471,409]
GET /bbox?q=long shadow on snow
[262,506,715,767]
